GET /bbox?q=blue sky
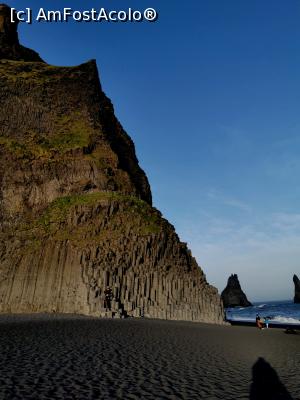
[11,0,300,301]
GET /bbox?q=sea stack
[221,274,252,308]
[0,5,224,323]
[293,275,300,304]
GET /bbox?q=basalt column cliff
[0,5,224,323]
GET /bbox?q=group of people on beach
[256,314,270,329]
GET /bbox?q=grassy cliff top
[0,59,96,83]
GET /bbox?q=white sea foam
[230,316,252,322]
[271,316,300,325]
[226,301,300,325]
[229,315,300,324]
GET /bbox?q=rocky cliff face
[293,275,300,304]
[0,4,43,62]
[221,274,252,308]
[0,4,224,323]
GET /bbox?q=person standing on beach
[264,317,269,329]
[256,314,260,327]
[256,314,263,329]
[104,286,113,311]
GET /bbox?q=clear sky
[11,0,300,301]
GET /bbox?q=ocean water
[225,300,300,325]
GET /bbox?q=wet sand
[0,315,299,399]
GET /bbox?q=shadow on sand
[250,357,293,400]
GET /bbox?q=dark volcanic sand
[0,315,299,399]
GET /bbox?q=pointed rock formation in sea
[221,274,252,308]
[293,275,300,304]
[0,5,224,323]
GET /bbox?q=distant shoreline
[225,300,300,330]
[0,312,299,330]
[227,319,300,330]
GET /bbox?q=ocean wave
[271,316,300,324]
[229,316,252,322]
[226,301,300,325]
[228,315,300,324]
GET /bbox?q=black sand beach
[0,315,299,399]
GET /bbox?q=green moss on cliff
[37,115,93,152]
[0,136,47,158]
[85,144,118,169]
[0,60,75,83]
[0,61,96,156]
[1,191,165,250]
[38,192,162,238]
[0,113,94,158]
